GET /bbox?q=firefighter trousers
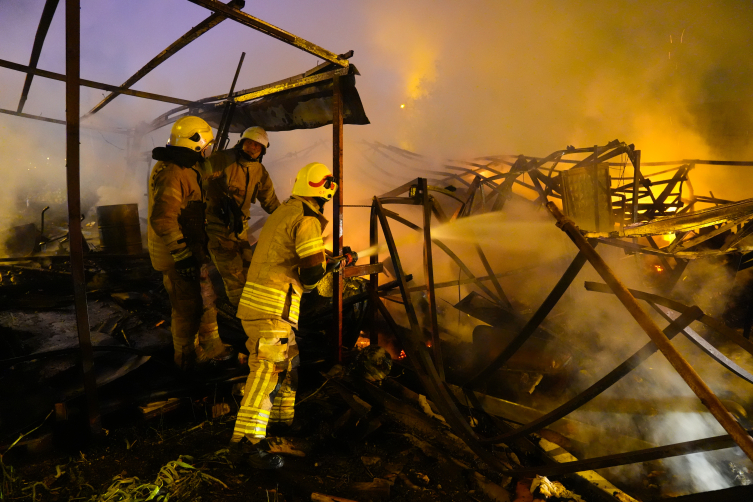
[207,231,254,307]
[162,262,223,369]
[231,319,299,444]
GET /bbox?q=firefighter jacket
[205,148,280,242]
[148,147,211,271]
[236,196,327,326]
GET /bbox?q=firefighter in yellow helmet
[148,116,226,370]
[229,162,339,469]
[205,126,280,307]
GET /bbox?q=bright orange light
[654,265,664,273]
[355,336,371,348]
[398,350,406,359]
[400,104,405,109]
[426,340,432,348]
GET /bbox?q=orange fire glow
[355,336,371,348]
[398,350,406,359]
[654,265,664,273]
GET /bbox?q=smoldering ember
[3,3,753,502]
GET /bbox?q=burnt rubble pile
[3,141,753,500]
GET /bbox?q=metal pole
[631,150,641,223]
[212,51,245,154]
[331,75,344,363]
[419,178,443,380]
[547,201,753,463]
[369,200,379,346]
[66,0,100,435]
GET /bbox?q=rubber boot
[246,438,284,470]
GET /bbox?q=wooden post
[66,0,100,435]
[332,75,344,363]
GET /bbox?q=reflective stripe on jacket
[237,196,327,326]
[205,148,280,241]
[147,160,207,271]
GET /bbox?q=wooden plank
[342,263,383,278]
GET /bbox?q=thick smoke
[2,1,753,494]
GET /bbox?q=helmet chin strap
[313,197,329,212]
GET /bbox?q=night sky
[2,1,753,231]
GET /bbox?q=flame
[355,336,371,349]
[426,340,432,348]
[398,350,406,360]
[655,265,664,273]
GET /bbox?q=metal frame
[366,152,753,487]
[2,0,354,434]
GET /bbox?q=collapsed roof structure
[3,1,753,501]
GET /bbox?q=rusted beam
[17,0,60,113]
[66,0,100,435]
[548,202,753,463]
[0,58,192,106]
[186,0,348,67]
[84,0,243,117]
[419,178,443,380]
[332,74,344,364]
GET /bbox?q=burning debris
[4,139,753,500]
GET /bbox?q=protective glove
[325,257,343,274]
[173,251,199,280]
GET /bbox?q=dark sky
[2,0,753,226]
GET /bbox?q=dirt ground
[1,367,515,502]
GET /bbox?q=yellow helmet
[239,126,269,148]
[168,116,214,153]
[292,162,338,200]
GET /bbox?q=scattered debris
[531,475,583,501]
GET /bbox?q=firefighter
[229,162,340,469]
[148,116,225,370]
[205,126,280,307]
